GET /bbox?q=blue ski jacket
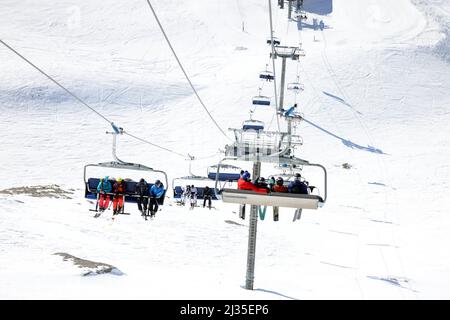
[97,176,112,193]
[150,184,165,198]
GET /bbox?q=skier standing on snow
[96,176,112,212]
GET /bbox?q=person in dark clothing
[255,177,271,192]
[288,173,309,194]
[203,186,213,209]
[273,177,289,193]
[135,178,149,215]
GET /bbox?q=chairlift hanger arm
[84,163,168,190]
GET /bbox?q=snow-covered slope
[1,0,449,299]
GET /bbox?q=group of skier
[93,169,309,218]
[237,170,309,194]
[180,185,213,210]
[96,177,165,218]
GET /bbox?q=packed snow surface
[1,0,449,299]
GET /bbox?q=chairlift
[171,157,239,201]
[266,37,281,46]
[84,124,168,213]
[242,119,265,131]
[287,76,304,94]
[252,88,271,106]
[172,175,219,201]
[259,64,274,82]
[297,11,308,21]
[214,156,327,210]
[207,164,242,182]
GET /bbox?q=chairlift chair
[171,175,219,201]
[287,81,304,94]
[297,11,308,20]
[266,37,281,46]
[242,119,265,131]
[214,156,327,210]
[259,64,274,81]
[84,161,169,208]
[84,126,168,212]
[287,75,304,93]
[252,88,271,106]
[207,164,242,182]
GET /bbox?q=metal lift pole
[288,0,293,19]
[245,160,261,290]
[279,57,287,112]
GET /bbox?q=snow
[1,0,450,299]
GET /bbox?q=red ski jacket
[237,178,268,194]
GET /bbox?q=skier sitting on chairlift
[288,173,309,194]
[273,177,289,193]
[112,177,126,215]
[135,178,149,215]
[149,179,165,218]
[238,171,268,194]
[96,176,112,212]
[255,177,271,192]
[189,185,198,209]
[202,186,213,210]
[181,185,191,206]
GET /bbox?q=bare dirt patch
[0,185,74,199]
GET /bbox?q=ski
[293,208,302,221]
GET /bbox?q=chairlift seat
[252,96,271,106]
[266,38,281,46]
[172,186,220,200]
[287,82,304,93]
[259,72,274,81]
[85,177,166,205]
[220,188,323,209]
[242,120,265,131]
[207,172,241,181]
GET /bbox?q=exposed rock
[54,252,124,276]
[0,185,74,199]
